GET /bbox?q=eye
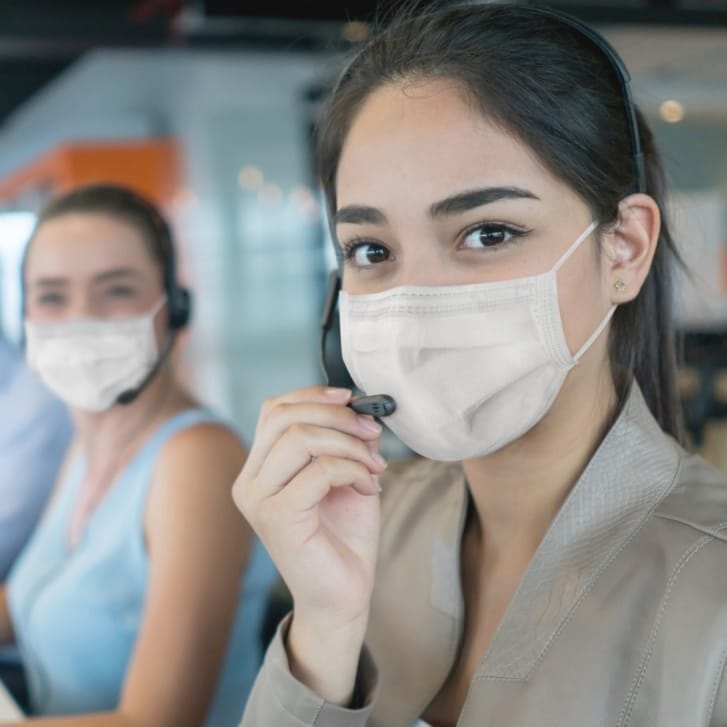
[36,292,65,306]
[343,240,392,268]
[461,223,525,250]
[105,286,136,299]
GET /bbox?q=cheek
[24,306,60,325]
[152,314,168,349]
[557,246,610,357]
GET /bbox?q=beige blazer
[242,385,727,726]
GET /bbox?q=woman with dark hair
[0,184,277,725]
[235,3,727,726]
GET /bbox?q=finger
[246,398,381,477]
[274,456,380,514]
[252,385,351,458]
[260,385,352,422]
[255,424,385,498]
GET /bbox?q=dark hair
[316,2,684,441]
[30,183,174,291]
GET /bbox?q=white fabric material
[0,679,23,721]
[340,222,616,461]
[24,296,165,412]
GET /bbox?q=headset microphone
[115,289,190,407]
[350,394,396,417]
[116,335,175,405]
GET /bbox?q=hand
[233,386,386,632]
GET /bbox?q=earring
[614,280,627,292]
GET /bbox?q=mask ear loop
[149,295,168,318]
[553,220,617,363]
[573,305,617,362]
[551,221,618,362]
[552,220,599,274]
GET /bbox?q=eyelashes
[339,220,531,269]
[340,238,391,267]
[460,221,529,250]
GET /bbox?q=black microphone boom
[116,335,175,406]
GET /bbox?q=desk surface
[0,680,23,722]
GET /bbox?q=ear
[602,193,660,304]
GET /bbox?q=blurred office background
[0,0,726,465]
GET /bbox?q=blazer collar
[476,383,681,679]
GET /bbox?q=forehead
[25,212,157,280]
[336,79,552,208]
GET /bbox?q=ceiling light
[659,100,685,124]
[342,21,370,43]
[238,166,264,190]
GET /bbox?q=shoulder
[156,414,247,480]
[633,451,727,613]
[147,413,247,518]
[654,450,727,542]
[145,413,251,551]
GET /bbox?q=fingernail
[358,415,382,433]
[372,452,387,469]
[325,387,351,401]
[372,475,382,493]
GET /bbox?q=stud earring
[614,280,627,292]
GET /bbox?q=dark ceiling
[0,0,725,128]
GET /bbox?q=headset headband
[524,6,646,194]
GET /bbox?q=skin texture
[234,79,660,724]
[4,212,254,727]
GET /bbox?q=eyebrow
[93,268,140,284]
[30,268,140,289]
[430,186,539,217]
[334,186,539,226]
[32,277,68,289]
[334,205,387,226]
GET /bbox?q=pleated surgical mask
[25,296,166,412]
[339,222,615,461]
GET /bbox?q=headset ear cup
[322,305,355,389]
[320,272,355,389]
[168,287,192,330]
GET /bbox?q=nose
[66,292,98,321]
[396,245,453,287]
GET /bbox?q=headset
[115,191,192,404]
[320,269,355,389]
[527,6,646,194]
[20,186,192,406]
[129,190,192,333]
[320,4,646,400]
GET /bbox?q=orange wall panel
[0,138,180,207]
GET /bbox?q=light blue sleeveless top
[7,409,278,725]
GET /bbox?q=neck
[462,360,618,573]
[71,367,185,472]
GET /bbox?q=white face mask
[339,222,616,461]
[25,297,166,413]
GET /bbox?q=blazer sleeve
[240,612,379,727]
[709,662,727,727]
